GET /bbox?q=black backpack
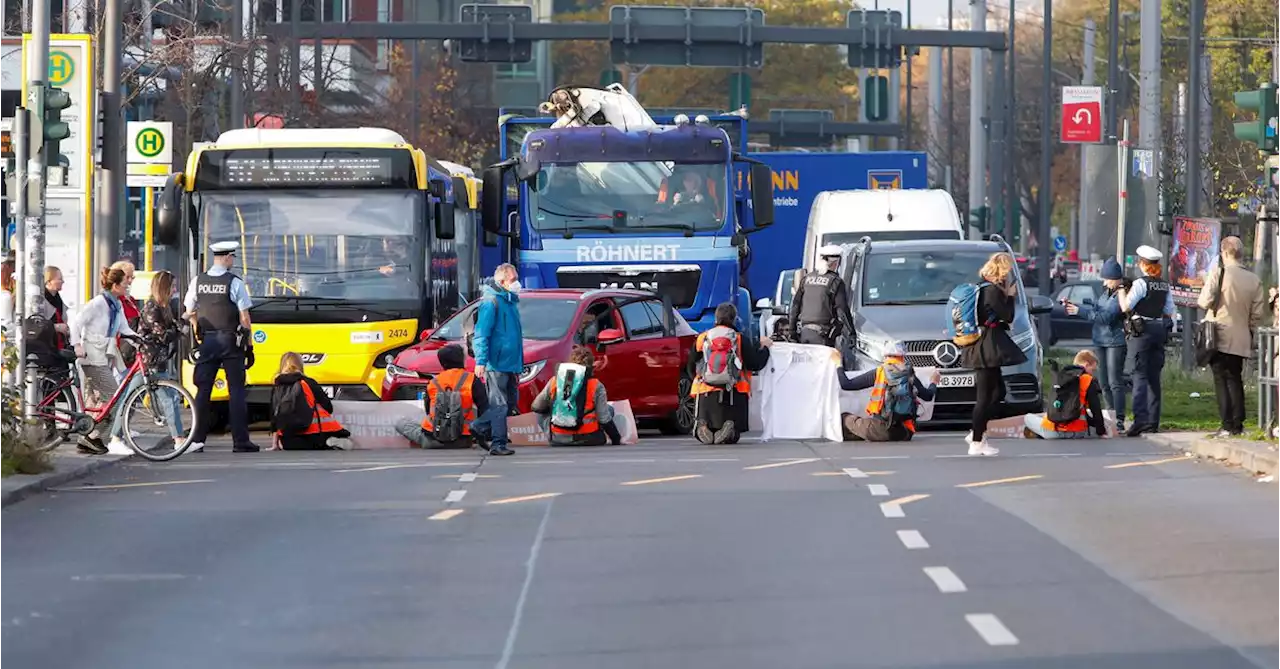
[274,380,318,435]
[1046,366,1086,425]
[428,372,471,442]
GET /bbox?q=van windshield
[822,230,961,246]
[860,250,993,306]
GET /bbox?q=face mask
[506,280,522,293]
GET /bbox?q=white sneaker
[106,437,134,455]
[186,442,205,453]
[964,431,975,445]
[967,438,999,456]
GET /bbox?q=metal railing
[1258,327,1278,434]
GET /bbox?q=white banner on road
[330,400,421,449]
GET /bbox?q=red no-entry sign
[1061,86,1103,144]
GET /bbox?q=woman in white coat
[70,267,139,455]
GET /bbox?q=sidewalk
[1,452,131,507]
[1144,431,1278,478]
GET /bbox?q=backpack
[1046,366,1086,425]
[550,363,590,429]
[275,380,319,435]
[945,281,990,347]
[428,372,472,442]
[878,362,918,421]
[698,326,742,388]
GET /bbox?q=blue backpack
[945,281,990,347]
[879,362,918,420]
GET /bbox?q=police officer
[1117,244,1174,437]
[787,244,856,347]
[183,241,260,453]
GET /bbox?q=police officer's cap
[210,241,240,256]
[819,244,843,258]
[1135,245,1163,262]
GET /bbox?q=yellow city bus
[154,127,474,414]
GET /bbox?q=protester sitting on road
[1065,257,1128,432]
[69,267,140,455]
[834,342,939,442]
[689,302,772,445]
[1198,236,1267,438]
[469,264,522,457]
[1023,350,1108,440]
[270,352,350,451]
[395,344,489,449]
[532,346,622,447]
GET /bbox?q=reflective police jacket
[788,269,855,334]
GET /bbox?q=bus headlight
[385,363,421,380]
[519,360,546,383]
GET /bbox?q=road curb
[1,454,131,507]
[1143,433,1278,477]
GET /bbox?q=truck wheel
[661,373,696,435]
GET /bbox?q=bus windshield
[201,190,422,303]
[529,161,728,235]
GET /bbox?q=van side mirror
[1029,294,1054,315]
[748,163,775,228]
[755,297,772,310]
[481,165,506,235]
[155,173,184,246]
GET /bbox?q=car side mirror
[419,329,433,341]
[597,328,625,349]
[755,297,772,310]
[1029,295,1055,315]
[155,173,184,246]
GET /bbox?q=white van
[801,189,966,270]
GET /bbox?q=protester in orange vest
[395,344,490,449]
[1024,349,1108,439]
[270,352,350,450]
[690,303,773,444]
[834,341,939,442]
[531,346,623,446]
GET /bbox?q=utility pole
[230,0,245,129]
[1037,0,1053,291]
[1079,19,1096,256]
[21,0,50,418]
[1106,0,1120,142]
[1005,0,1017,243]
[1198,51,1213,204]
[1137,0,1160,249]
[10,109,29,391]
[1183,0,1204,370]
[928,44,944,186]
[946,0,955,193]
[968,0,987,235]
[96,0,123,273]
[904,0,913,150]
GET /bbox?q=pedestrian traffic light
[1232,82,1278,153]
[42,85,72,168]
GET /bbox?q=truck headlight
[520,360,546,383]
[385,363,420,380]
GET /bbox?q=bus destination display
[224,156,395,186]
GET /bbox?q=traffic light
[42,85,72,168]
[864,75,889,122]
[968,206,988,234]
[1232,82,1277,152]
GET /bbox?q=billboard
[1168,216,1221,307]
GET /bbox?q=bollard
[1258,327,1279,434]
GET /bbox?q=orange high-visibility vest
[1042,373,1093,432]
[421,368,477,434]
[865,364,917,433]
[546,377,602,436]
[277,381,346,436]
[690,330,751,395]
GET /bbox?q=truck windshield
[529,161,727,234]
[861,250,993,306]
[200,190,422,304]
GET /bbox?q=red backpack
[698,326,742,388]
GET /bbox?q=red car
[382,289,699,434]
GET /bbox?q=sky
[871,0,1037,29]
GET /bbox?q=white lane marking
[867,484,890,496]
[842,467,868,478]
[1104,452,1168,457]
[848,455,911,460]
[459,473,478,482]
[923,566,967,593]
[429,509,464,521]
[897,530,929,549]
[966,614,1019,646]
[511,460,576,465]
[444,490,467,503]
[678,458,741,462]
[333,463,474,473]
[880,503,905,518]
[597,458,657,463]
[49,479,215,491]
[496,498,554,669]
[935,454,981,459]
[743,458,820,471]
[71,573,188,582]
[1016,452,1081,458]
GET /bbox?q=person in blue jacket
[1066,257,1128,432]
[469,263,524,456]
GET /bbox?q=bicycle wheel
[31,378,80,453]
[120,380,198,461]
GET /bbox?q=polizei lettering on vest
[576,241,681,263]
[197,283,229,294]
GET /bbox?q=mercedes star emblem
[932,342,960,367]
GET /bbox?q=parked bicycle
[28,331,199,461]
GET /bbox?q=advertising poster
[1169,216,1222,307]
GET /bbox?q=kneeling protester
[1024,350,1108,439]
[532,347,622,446]
[837,341,938,442]
[396,344,490,449]
[271,352,350,450]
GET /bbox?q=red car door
[604,298,680,417]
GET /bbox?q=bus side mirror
[481,165,505,235]
[434,200,456,240]
[749,163,774,228]
[155,173,184,246]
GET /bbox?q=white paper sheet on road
[757,343,844,442]
[331,400,422,449]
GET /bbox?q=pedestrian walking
[690,302,772,445]
[137,270,187,451]
[396,343,488,449]
[960,252,1027,456]
[1197,236,1267,438]
[69,267,139,455]
[183,241,259,453]
[1066,257,1128,431]
[1117,245,1175,436]
[270,352,349,450]
[110,260,142,374]
[835,341,939,442]
[787,244,856,348]
[468,264,522,456]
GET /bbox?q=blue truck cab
[479,112,775,332]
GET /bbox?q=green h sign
[135,128,165,158]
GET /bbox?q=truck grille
[556,267,701,309]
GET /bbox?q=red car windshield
[429,298,581,341]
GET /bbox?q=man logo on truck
[600,281,658,291]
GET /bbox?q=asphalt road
[4,433,1276,669]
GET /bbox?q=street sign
[43,193,91,306]
[126,121,173,187]
[1060,85,1103,144]
[21,34,95,193]
[1053,235,1068,252]
[609,6,765,68]
[1132,148,1155,178]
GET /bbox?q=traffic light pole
[21,0,51,420]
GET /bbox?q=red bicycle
[29,333,199,461]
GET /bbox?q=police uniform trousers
[1126,323,1166,429]
[797,326,837,348]
[191,330,251,446]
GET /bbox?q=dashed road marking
[333,463,473,473]
[598,458,657,463]
[489,492,561,505]
[622,474,703,486]
[867,484,890,496]
[743,458,820,471]
[49,479,215,491]
[885,493,930,506]
[966,614,1019,646]
[843,467,869,478]
[956,474,1044,488]
[880,503,906,518]
[678,458,740,462]
[434,473,501,479]
[1105,455,1195,469]
[444,490,467,503]
[897,530,929,549]
[812,470,894,477]
[923,566,967,593]
[458,473,478,482]
[429,509,465,520]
